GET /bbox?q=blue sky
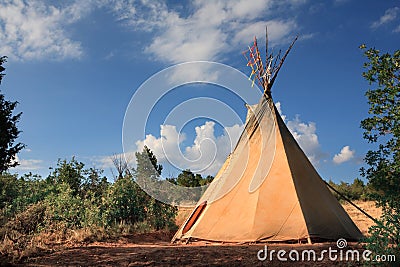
[0,0,399,183]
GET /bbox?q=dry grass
[342,200,382,236]
[1,201,384,266]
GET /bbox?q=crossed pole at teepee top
[243,26,298,99]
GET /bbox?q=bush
[43,183,84,230]
[363,210,400,266]
[0,203,46,261]
[327,178,374,202]
[0,150,180,263]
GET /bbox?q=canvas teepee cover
[172,32,362,243]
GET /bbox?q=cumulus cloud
[287,116,324,165]
[135,122,243,175]
[333,145,355,164]
[371,7,399,29]
[104,102,328,176]
[0,0,92,60]
[277,102,325,165]
[132,102,325,175]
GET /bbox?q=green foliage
[168,169,214,187]
[0,56,25,173]
[47,157,86,195]
[0,173,19,216]
[359,45,400,264]
[363,211,400,266]
[132,146,177,230]
[166,169,214,203]
[359,45,400,207]
[146,198,177,231]
[81,167,108,199]
[328,178,373,202]
[134,145,162,189]
[0,173,50,223]
[200,174,214,186]
[0,150,180,262]
[43,183,84,230]
[0,60,182,261]
[105,175,147,225]
[176,169,202,187]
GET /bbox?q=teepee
[172,29,362,244]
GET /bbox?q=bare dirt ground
[22,237,365,266]
[12,201,380,266]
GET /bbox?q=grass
[342,200,382,236]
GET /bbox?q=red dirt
[20,234,366,267]
[8,202,381,266]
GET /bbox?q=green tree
[360,45,400,205]
[0,56,25,173]
[43,182,83,229]
[176,169,201,187]
[133,146,177,230]
[359,45,400,263]
[0,173,20,222]
[81,167,108,199]
[105,174,147,225]
[199,175,214,186]
[134,146,162,190]
[349,178,365,200]
[47,157,86,195]
[169,170,214,187]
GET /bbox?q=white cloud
[13,155,43,171]
[95,155,115,170]
[233,20,297,47]
[94,151,136,170]
[166,63,221,84]
[394,24,400,33]
[109,0,305,64]
[135,122,243,175]
[0,0,308,61]
[0,0,88,60]
[371,7,399,29]
[287,116,323,165]
[133,102,325,174]
[333,145,355,164]
[275,102,286,121]
[277,102,325,165]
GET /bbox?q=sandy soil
[23,238,365,266]
[342,201,382,236]
[14,201,380,266]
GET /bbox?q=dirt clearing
[10,202,379,266]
